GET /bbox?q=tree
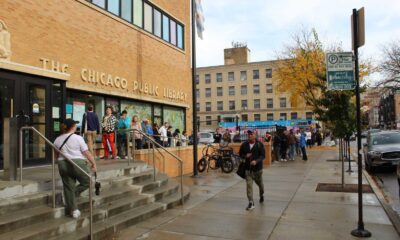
[378,39,400,87]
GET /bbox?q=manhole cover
[316,183,373,193]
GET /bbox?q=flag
[195,0,205,39]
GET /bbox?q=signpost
[326,52,355,91]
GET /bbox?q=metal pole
[351,7,371,238]
[89,177,93,240]
[19,128,23,182]
[347,140,353,172]
[191,0,199,177]
[341,138,345,188]
[127,131,131,165]
[181,162,184,205]
[52,150,56,208]
[132,132,136,163]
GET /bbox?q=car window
[371,133,400,145]
[199,133,211,138]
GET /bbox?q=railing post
[52,150,56,209]
[19,128,23,182]
[126,130,131,165]
[132,132,136,163]
[150,143,156,182]
[89,176,93,240]
[181,162,184,205]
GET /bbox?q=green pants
[58,159,90,214]
[246,170,264,202]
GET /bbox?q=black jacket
[239,140,265,171]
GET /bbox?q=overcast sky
[195,0,400,82]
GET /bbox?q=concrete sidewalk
[116,147,399,240]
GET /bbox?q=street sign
[326,52,355,90]
[351,7,365,50]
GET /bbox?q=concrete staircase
[0,161,189,240]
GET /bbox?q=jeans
[273,146,281,162]
[117,133,127,158]
[301,146,308,160]
[288,144,296,160]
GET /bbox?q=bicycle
[198,143,239,173]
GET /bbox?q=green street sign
[326,52,355,90]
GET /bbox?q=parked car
[198,132,214,144]
[363,130,400,172]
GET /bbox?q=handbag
[236,162,246,179]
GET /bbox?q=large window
[241,85,247,95]
[163,106,185,132]
[280,97,287,108]
[229,86,235,96]
[254,99,260,109]
[254,114,261,121]
[217,101,223,111]
[206,116,212,125]
[217,87,223,97]
[241,100,248,109]
[267,113,274,121]
[144,2,153,32]
[205,88,211,97]
[121,100,152,122]
[196,103,200,111]
[266,68,272,78]
[242,114,248,122]
[195,74,199,84]
[266,84,273,93]
[228,72,235,81]
[88,0,184,49]
[196,89,199,98]
[306,112,313,119]
[267,98,273,108]
[216,73,223,82]
[253,84,260,94]
[229,101,235,110]
[280,113,287,120]
[205,74,211,84]
[206,102,211,111]
[240,71,247,81]
[291,112,298,120]
[253,69,259,79]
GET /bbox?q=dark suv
[363,130,400,172]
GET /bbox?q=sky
[195,0,400,83]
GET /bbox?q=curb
[363,169,400,236]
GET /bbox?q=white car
[198,132,214,144]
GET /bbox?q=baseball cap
[247,130,254,134]
[64,119,79,129]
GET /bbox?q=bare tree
[379,40,400,87]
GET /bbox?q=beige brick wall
[0,0,193,132]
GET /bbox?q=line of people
[272,129,308,162]
[81,104,188,160]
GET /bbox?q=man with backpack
[239,130,265,211]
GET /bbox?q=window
[229,86,235,96]
[291,112,298,120]
[170,20,177,45]
[217,87,223,96]
[206,116,212,125]
[241,100,248,109]
[195,75,199,84]
[228,72,235,81]
[121,0,132,22]
[162,15,170,42]
[242,114,248,122]
[254,99,260,109]
[216,73,222,82]
[280,113,287,120]
[266,68,272,78]
[107,0,119,15]
[144,2,153,32]
[133,0,143,27]
[153,9,162,37]
[229,101,235,110]
[267,98,273,108]
[205,88,211,97]
[253,70,259,79]
[280,97,287,108]
[241,85,247,95]
[196,102,200,111]
[93,0,105,8]
[306,112,313,119]
[205,74,211,84]
[253,84,260,94]
[266,84,273,93]
[177,24,184,49]
[196,89,199,98]
[254,114,261,121]
[267,113,274,121]
[240,71,247,81]
[206,102,211,111]
[217,101,223,111]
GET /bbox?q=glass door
[0,80,14,170]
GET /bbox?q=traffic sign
[326,52,355,90]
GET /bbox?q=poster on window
[72,101,85,126]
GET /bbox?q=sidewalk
[116,147,399,240]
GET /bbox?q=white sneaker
[283,159,287,162]
[72,209,81,219]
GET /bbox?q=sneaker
[283,159,287,162]
[72,209,81,219]
[260,195,264,203]
[246,202,255,211]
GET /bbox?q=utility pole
[191,0,198,177]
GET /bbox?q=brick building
[0,0,192,169]
[378,88,400,129]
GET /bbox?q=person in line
[173,128,181,147]
[158,122,169,147]
[81,104,100,158]
[167,126,173,147]
[152,123,161,145]
[117,110,130,159]
[141,119,154,148]
[280,132,288,161]
[295,130,302,156]
[222,129,232,145]
[213,128,222,144]
[287,130,297,161]
[54,119,97,219]
[306,130,312,148]
[130,115,143,150]
[300,130,308,161]
[181,130,188,147]
[316,130,322,146]
[239,130,265,211]
[272,132,281,163]
[264,132,272,143]
[101,106,117,159]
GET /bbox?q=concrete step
[50,203,165,240]
[142,181,180,201]
[159,186,191,209]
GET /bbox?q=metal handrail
[127,129,184,205]
[19,126,94,240]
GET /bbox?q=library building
[0,0,192,169]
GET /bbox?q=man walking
[81,104,100,158]
[101,106,117,159]
[239,130,265,211]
